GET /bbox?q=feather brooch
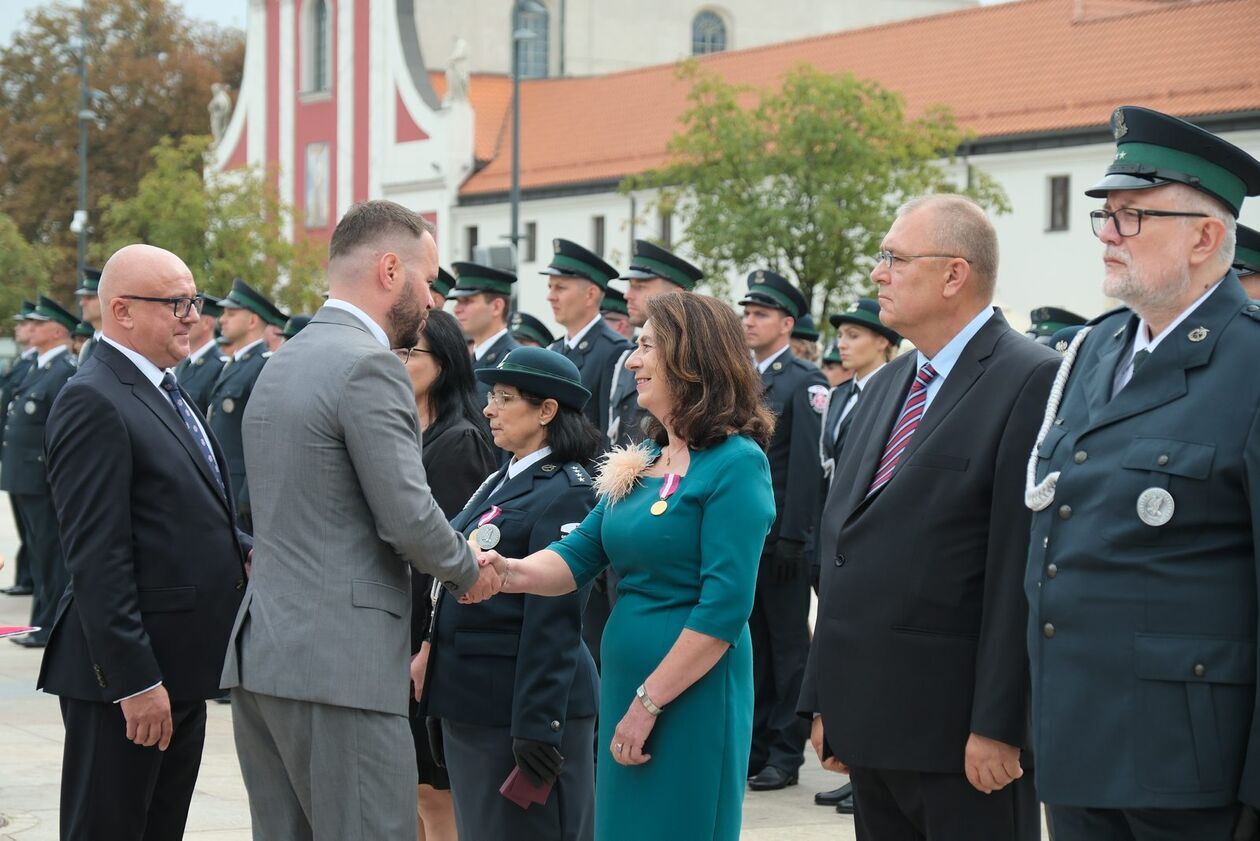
[593,442,656,504]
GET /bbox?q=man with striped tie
[799,194,1058,841]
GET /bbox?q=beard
[387,276,425,349]
[1102,247,1192,315]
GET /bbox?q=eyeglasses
[485,390,522,409]
[391,347,434,363]
[1089,208,1208,238]
[119,295,205,319]
[875,250,969,270]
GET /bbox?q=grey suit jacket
[220,305,479,716]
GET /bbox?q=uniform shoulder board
[566,463,591,486]
[807,383,829,415]
[1242,301,1260,323]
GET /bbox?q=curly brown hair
[643,292,775,450]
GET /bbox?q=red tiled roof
[460,0,1260,197]
[429,71,513,163]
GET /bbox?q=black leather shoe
[835,786,856,815]
[747,766,798,791]
[11,636,46,648]
[3,585,33,596]
[815,783,852,806]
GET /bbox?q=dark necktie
[834,383,861,444]
[1131,349,1150,375]
[160,372,226,494]
[867,363,938,497]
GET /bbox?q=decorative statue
[444,37,470,105]
[208,83,232,144]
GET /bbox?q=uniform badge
[222,398,236,414]
[23,400,36,415]
[807,384,829,415]
[541,464,557,473]
[485,352,497,363]
[194,357,205,366]
[1111,108,1128,139]
[1187,326,1209,343]
[755,271,765,284]
[475,523,501,551]
[1054,340,1069,352]
[578,341,589,351]
[771,361,783,371]
[1136,487,1174,527]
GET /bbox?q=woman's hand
[610,695,657,766]
[410,641,431,702]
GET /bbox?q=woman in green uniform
[475,293,776,840]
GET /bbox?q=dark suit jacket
[0,349,77,495]
[410,415,497,653]
[800,310,1058,773]
[608,346,650,447]
[550,320,630,439]
[761,347,827,547]
[423,455,599,746]
[1027,275,1260,809]
[37,342,251,702]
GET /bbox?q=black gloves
[771,539,807,584]
[512,738,564,787]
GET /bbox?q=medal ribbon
[659,473,681,503]
[478,506,502,527]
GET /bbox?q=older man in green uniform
[175,295,228,413]
[1,297,79,646]
[1,301,38,597]
[1236,223,1260,298]
[1026,106,1260,841]
[206,278,281,533]
[741,269,828,792]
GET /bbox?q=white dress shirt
[565,314,604,349]
[323,299,390,349]
[914,306,996,413]
[1112,281,1219,396]
[474,328,510,361]
[755,343,791,374]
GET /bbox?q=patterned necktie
[866,363,938,497]
[160,372,226,495]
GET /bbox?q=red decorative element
[265,0,280,189]
[223,122,248,170]
[294,0,337,235]
[353,0,369,203]
[395,89,430,143]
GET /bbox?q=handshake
[458,547,509,604]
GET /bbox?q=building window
[692,11,727,55]
[516,4,550,80]
[1048,175,1070,232]
[593,216,605,257]
[525,221,537,263]
[302,0,332,93]
[465,226,479,260]
[659,211,673,248]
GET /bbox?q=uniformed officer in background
[820,340,852,389]
[175,294,228,414]
[607,240,703,448]
[450,261,519,400]
[282,314,311,340]
[542,238,630,439]
[740,270,828,792]
[206,278,280,533]
[74,268,103,365]
[1,297,79,646]
[1236,223,1260,297]
[509,312,555,348]
[432,266,456,310]
[1025,105,1260,841]
[1026,306,1086,347]
[1,301,38,597]
[790,313,821,363]
[600,285,634,340]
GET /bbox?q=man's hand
[410,642,431,702]
[458,554,502,604]
[120,684,173,751]
[811,715,848,774]
[772,540,807,584]
[964,732,1023,794]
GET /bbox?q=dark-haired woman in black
[400,308,497,841]
[421,346,602,841]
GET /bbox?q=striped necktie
[866,362,938,497]
[160,373,226,495]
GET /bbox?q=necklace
[663,441,686,468]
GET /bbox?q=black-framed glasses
[1089,208,1208,238]
[119,295,204,318]
[391,347,434,363]
[875,250,969,270]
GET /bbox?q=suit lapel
[836,355,916,520]
[487,460,552,509]
[1081,313,1137,423]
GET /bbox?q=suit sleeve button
[550,720,561,732]
[833,554,845,567]
[1193,663,1206,678]
[1157,454,1169,466]
[1046,563,1058,578]
[1042,623,1056,639]
[1073,451,1087,464]
[1058,505,1072,520]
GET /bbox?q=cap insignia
[1111,108,1128,139]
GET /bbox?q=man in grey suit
[221,200,502,840]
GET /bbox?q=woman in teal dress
[474,293,776,840]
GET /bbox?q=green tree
[0,213,58,329]
[96,135,325,313]
[623,63,1009,319]
[0,0,245,302]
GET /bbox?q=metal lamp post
[509,0,546,278]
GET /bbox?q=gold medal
[468,527,480,545]
[650,500,668,516]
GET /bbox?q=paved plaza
[0,492,861,840]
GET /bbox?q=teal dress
[550,435,775,841]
